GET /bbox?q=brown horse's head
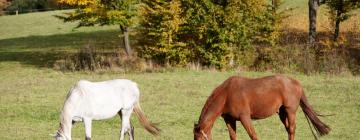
[193,123,209,140]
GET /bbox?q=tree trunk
[334,13,341,41]
[120,25,132,56]
[333,1,343,41]
[308,0,319,44]
[272,0,276,15]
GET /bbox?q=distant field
[0,10,119,40]
[0,1,360,140]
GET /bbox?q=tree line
[57,0,360,71]
[0,0,71,15]
[3,0,359,73]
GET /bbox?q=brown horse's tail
[300,93,331,137]
[133,102,161,135]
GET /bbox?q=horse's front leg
[83,118,92,140]
[222,114,237,140]
[239,115,258,140]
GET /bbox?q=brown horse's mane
[198,87,221,121]
[197,77,234,126]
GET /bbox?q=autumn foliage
[56,0,360,74]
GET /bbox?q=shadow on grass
[0,29,124,68]
[0,51,64,67]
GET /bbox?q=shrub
[0,0,10,15]
[248,43,356,75]
[53,45,146,72]
[138,0,188,66]
[137,0,279,69]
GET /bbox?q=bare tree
[308,0,320,44]
[326,0,360,41]
[120,25,132,56]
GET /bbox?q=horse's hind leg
[222,114,237,140]
[278,106,289,132]
[119,108,134,140]
[239,115,258,140]
[129,123,134,140]
[83,117,92,140]
[280,106,297,140]
[286,111,296,140]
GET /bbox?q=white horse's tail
[133,102,161,135]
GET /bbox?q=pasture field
[1,1,360,139]
[1,65,360,140]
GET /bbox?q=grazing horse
[54,79,160,140]
[193,75,330,140]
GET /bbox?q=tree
[0,0,10,15]
[138,0,280,68]
[325,0,360,40]
[271,0,290,44]
[181,0,277,68]
[138,0,187,65]
[57,0,139,56]
[308,0,321,44]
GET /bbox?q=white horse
[54,79,160,140]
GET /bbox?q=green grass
[0,64,359,139]
[0,10,119,40]
[0,5,360,140]
[0,10,125,69]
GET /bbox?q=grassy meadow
[1,64,360,140]
[1,0,360,139]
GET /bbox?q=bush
[248,42,357,75]
[53,45,147,72]
[0,0,10,15]
[138,0,278,69]
[138,0,188,66]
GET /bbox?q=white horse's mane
[57,86,78,138]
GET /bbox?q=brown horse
[193,75,330,140]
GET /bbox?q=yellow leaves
[167,0,185,33]
[141,0,185,34]
[58,0,96,6]
[107,10,125,19]
[83,7,93,13]
[58,0,137,27]
[139,0,190,65]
